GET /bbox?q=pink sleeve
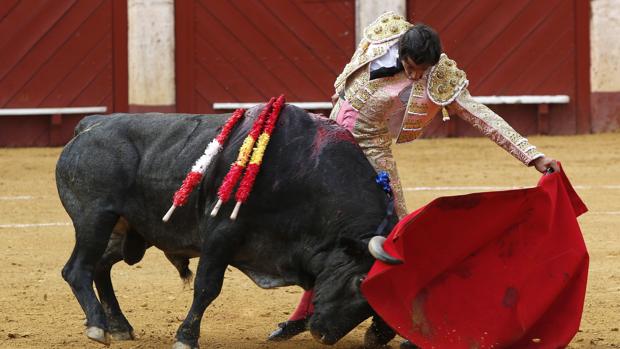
[448,89,544,166]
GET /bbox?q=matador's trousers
[361,143,408,219]
[329,99,408,219]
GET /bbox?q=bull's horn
[368,236,403,265]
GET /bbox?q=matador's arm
[428,54,544,166]
[447,89,544,166]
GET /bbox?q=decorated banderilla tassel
[441,107,451,122]
[230,95,286,220]
[162,108,245,222]
[210,98,276,217]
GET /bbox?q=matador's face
[401,57,431,81]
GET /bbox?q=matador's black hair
[398,24,442,66]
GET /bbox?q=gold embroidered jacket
[333,18,544,166]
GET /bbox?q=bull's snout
[310,328,337,345]
[309,318,339,345]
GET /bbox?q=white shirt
[369,43,399,72]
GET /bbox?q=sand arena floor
[0,132,618,349]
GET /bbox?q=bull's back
[56,113,228,216]
[72,113,228,155]
[61,113,229,178]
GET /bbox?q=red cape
[361,166,588,349]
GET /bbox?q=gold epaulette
[364,11,412,44]
[427,53,468,106]
[334,12,412,93]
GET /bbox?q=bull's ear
[338,237,368,258]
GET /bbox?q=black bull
[56,105,399,348]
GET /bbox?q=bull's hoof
[172,340,199,349]
[363,318,396,348]
[400,340,421,349]
[86,326,111,346]
[110,330,135,340]
[267,318,308,341]
[363,330,389,348]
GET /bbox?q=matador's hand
[533,156,560,174]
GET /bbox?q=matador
[268,11,558,346]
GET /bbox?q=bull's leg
[94,233,135,340]
[173,233,233,349]
[61,210,118,345]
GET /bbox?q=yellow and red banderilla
[211,95,285,219]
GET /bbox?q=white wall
[125,0,619,105]
[355,0,406,43]
[128,0,175,106]
[591,0,620,92]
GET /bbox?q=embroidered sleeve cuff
[526,151,545,166]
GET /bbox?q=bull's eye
[350,274,367,293]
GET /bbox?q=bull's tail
[180,265,194,287]
[165,253,193,286]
